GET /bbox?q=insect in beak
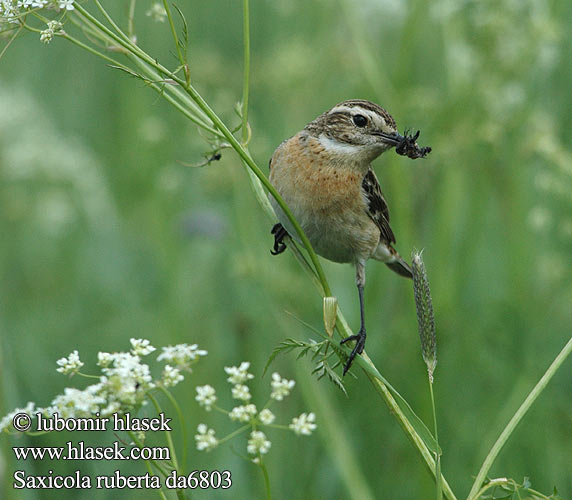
[395,129,431,159]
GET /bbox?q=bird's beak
[374,131,404,147]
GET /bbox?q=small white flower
[56,350,84,376]
[99,352,154,409]
[0,402,36,433]
[40,28,54,45]
[258,408,275,425]
[224,361,254,385]
[99,401,121,417]
[146,2,167,22]
[195,424,218,451]
[97,352,113,367]
[247,430,271,455]
[289,412,317,436]
[162,365,184,387]
[51,386,106,418]
[195,385,217,411]
[58,0,74,10]
[270,372,295,401]
[228,404,257,423]
[1,1,20,23]
[47,20,62,31]
[157,344,207,368]
[130,338,156,356]
[231,384,251,401]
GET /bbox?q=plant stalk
[467,335,572,500]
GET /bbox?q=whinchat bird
[268,99,430,374]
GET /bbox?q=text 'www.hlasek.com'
[10,412,231,490]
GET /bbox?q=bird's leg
[341,261,367,375]
[270,223,288,255]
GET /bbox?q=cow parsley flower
[270,372,295,400]
[195,385,217,411]
[289,412,317,436]
[0,402,36,433]
[157,343,207,369]
[97,352,113,368]
[229,404,257,423]
[195,424,218,451]
[56,350,84,376]
[58,0,74,10]
[224,361,254,385]
[247,430,271,455]
[162,365,184,387]
[51,386,106,418]
[231,384,251,401]
[146,2,167,22]
[40,28,54,44]
[130,338,156,357]
[99,352,154,409]
[258,408,275,425]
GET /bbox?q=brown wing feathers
[362,168,395,245]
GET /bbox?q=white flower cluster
[145,2,166,23]
[289,412,317,436]
[247,430,271,455]
[162,365,184,387]
[270,372,295,401]
[56,350,84,376]
[1,0,73,42]
[0,402,36,434]
[224,361,254,385]
[157,343,207,369]
[130,338,156,357]
[194,362,316,461]
[195,424,217,451]
[0,339,208,433]
[195,385,217,411]
[231,384,251,401]
[40,20,63,44]
[229,404,257,423]
[0,0,74,25]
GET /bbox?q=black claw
[341,329,367,375]
[270,223,288,255]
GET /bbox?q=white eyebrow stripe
[328,105,386,128]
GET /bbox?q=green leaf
[312,361,347,396]
[172,4,189,59]
[263,338,306,375]
[352,352,441,454]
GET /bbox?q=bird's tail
[385,258,413,278]
[373,244,413,278]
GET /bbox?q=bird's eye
[353,114,368,127]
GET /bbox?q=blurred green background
[1,0,571,498]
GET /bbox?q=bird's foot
[340,329,366,375]
[270,223,288,255]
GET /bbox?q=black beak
[374,131,404,146]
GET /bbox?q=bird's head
[304,99,404,163]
